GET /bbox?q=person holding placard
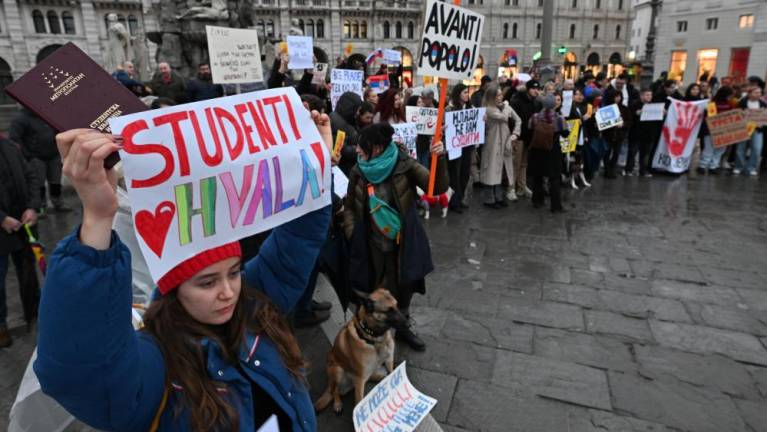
[331,91,364,175]
[480,83,521,208]
[628,88,658,177]
[735,86,766,176]
[33,112,334,431]
[700,87,735,175]
[447,83,475,212]
[603,93,633,179]
[565,88,592,188]
[343,123,447,351]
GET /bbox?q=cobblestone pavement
[3,174,767,431]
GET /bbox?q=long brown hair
[142,280,305,431]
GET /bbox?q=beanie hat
[542,95,557,110]
[157,241,242,295]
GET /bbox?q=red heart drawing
[135,201,176,257]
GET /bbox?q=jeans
[699,135,726,170]
[585,137,607,179]
[736,131,764,173]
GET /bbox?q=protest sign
[595,104,623,131]
[444,108,485,159]
[332,166,349,198]
[392,123,418,158]
[744,108,767,127]
[561,90,573,117]
[653,98,708,173]
[287,36,313,70]
[707,109,750,148]
[353,362,437,432]
[367,74,390,94]
[560,119,580,153]
[108,87,331,283]
[206,26,263,84]
[330,69,364,110]
[640,103,664,121]
[405,106,438,135]
[257,416,278,432]
[382,49,402,65]
[312,63,328,86]
[417,0,485,80]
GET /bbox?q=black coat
[0,139,41,254]
[628,100,658,142]
[330,92,363,175]
[9,109,58,160]
[510,92,543,145]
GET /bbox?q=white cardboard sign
[331,69,364,110]
[206,25,263,84]
[405,106,439,135]
[287,36,314,70]
[595,104,623,131]
[382,49,402,65]
[417,0,485,80]
[640,102,665,121]
[561,90,573,117]
[444,108,486,159]
[108,87,331,283]
[392,122,419,158]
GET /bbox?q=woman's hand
[57,129,120,250]
[430,140,444,155]
[311,110,333,154]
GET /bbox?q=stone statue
[106,13,133,72]
[177,0,229,20]
[288,18,304,36]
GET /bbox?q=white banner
[417,0,485,80]
[640,102,664,121]
[595,104,623,131]
[652,98,708,173]
[353,362,437,432]
[109,87,331,283]
[206,26,264,84]
[392,122,418,158]
[287,36,313,70]
[444,108,485,159]
[405,106,439,135]
[331,69,364,111]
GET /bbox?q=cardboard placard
[382,49,402,65]
[392,123,419,158]
[595,104,623,131]
[353,362,437,432]
[108,87,331,283]
[332,166,349,198]
[640,103,664,121]
[652,98,708,173]
[444,108,486,159]
[560,119,580,153]
[417,0,485,80]
[330,69,364,110]
[206,26,264,84]
[287,36,313,70]
[405,106,439,135]
[744,108,767,127]
[312,63,328,86]
[706,109,750,148]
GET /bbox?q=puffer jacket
[8,108,58,160]
[34,206,331,432]
[330,92,363,175]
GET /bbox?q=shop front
[607,52,624,78]
[562,52,578,80]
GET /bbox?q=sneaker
[506,189,518,202]
[749,170,758,177]
[733,169,741,175]
[0,326,12,348]
[311,300,332,311]
[551,207,567,214]
[396,326,426,351]
[294,309,331,328]
[523,186,533,198]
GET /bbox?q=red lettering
[122,119,174,189]
[263,96,288,144]
[190,110,223,167]
[153,111,191,176]
[248,101,276,150]
[282,94,302,141]
[204,108,226,166]
[214,107,244,160]
[234,103,258,154]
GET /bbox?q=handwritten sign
[332,166,349,198]
[405,106,438,135]
[561,90,573,118]
[417,0,485,80]
[640,103,664,121]
[595,104,623,131]
[109,87,331,283]
[206,26,263,84]
[312,63,328,86]
[287,36,313,70]
[382,49,402,65]
[744,108,767,127]
[707,109,750,148]
[331,69,364,111]
[560,119,580,153]
[444,108,485,159]
[353,362,437,432]
[392,123,418,158]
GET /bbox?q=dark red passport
[4,42,148,168]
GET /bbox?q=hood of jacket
[335,92,363,124]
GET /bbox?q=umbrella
[24,224,46,276]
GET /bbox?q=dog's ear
[353,290,375,312]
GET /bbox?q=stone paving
[3,173,767,432]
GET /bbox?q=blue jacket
[34,205,331,431]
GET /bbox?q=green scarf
[357,142,398,184]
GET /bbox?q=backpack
[529,115,556,151]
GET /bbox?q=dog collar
[355,314,388,345]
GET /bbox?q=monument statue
[106,13,133,72]
[177,0,229,20]
[288,18,304,36]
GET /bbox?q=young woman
[566,89,592,188]
[735,86,766,176]
[33,113,334,431]
[480,83,521,208]
[699,87,735,174]
[377,89,406,125]
[528,95,570,212]
[343,123,447,351]
[446,83,474,212]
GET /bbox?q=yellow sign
[707,102,717,117]
[333,130,346,158]
[560,119,580,153]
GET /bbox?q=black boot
[396,326,426,351]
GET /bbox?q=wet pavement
[3,173,767,431]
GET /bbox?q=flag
[24,224,46,275]
[366,48,383,66]
[367,74,389,94]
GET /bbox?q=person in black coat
[186,63,224,102]
[330,91,364,175]
[528,95,570,212]
[602,93,634,178]
[0,139,41,347]
[510,80,543,197]
[627,87,657,176]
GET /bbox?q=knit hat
[157,241,242,295]
[542,95,557,110]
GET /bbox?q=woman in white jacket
[480,83,522,208]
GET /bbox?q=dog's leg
[327,365,345,415]
[353,374,369,404]
[315,363,341,412]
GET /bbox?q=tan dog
[314,288,408,414]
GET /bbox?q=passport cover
[4,42,148,168]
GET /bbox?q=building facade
[628,0,653,62]
[653,0,767,85]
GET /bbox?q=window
[127,15,137,35]
[383,21,390,39]
[615,24,621,39]
[669,50,687,81]
[266,20,274,37]
[536,23,541,39]
[677,20,687,32]
[569,23,576,39]
[47,11,61,34]
[572,0,577,7]
[503,23,508,39]
[618,0,623,10]
[343,20,350,38]
[361,21,367,38]
[706,18,718,31]
[257,19,265,36]
[316,19,324,38]
[306,19,314,37]
[739,14,754,29]
[407,21,414,39]
[32,10,46,33]
[396,21,402,38]
[697,49,718,81]
[593,24,599,39]
[595,0,601,9]
[352,21,359,38]
[512,22,518,39]
[63,11,76,34]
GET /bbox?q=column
[80,1,104,66]
[3,0,31,76]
